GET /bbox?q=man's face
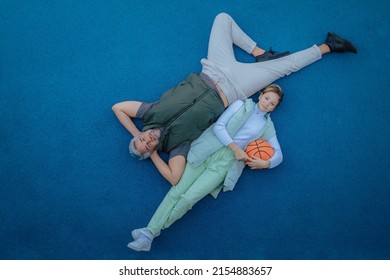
[134,128,161,154]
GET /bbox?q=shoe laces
[268,48,276,55]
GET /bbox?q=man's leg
[207,13,290,65]
[233,30,357,95]
[204,13,321,98]
[207,14,356,97]
[234,45,323,95]
[207,13,257,65]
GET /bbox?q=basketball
[245,139,274,160]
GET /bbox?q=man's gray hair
[129,136,152,160]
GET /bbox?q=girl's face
[258,91,280,112]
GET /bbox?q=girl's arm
[246,135,283,169]
[213,100,249,161]
[213,100,244,146]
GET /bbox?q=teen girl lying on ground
[127,84,284,251]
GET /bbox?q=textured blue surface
[1,0,389,259]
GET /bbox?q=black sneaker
[255,49,291,62]
[325,32,357,54]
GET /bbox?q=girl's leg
[146,162,205,235]
[128,158,224,252]
[162,167,226,229]
[207,13,258,65]
[163,148,235,228]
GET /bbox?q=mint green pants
[147,147,235,235]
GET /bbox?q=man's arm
[149,153,186,186]
[112,101,142,137]
[113,101,186,185]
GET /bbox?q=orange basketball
[245,139,274,160]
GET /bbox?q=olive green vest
[142,73,224,153]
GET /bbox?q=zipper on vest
[162,89,210,129]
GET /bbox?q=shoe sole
[132,228,160,240]
[127,241,151,252]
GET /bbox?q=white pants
[201,13,322,104]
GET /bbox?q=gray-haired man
[112,13,356,186]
